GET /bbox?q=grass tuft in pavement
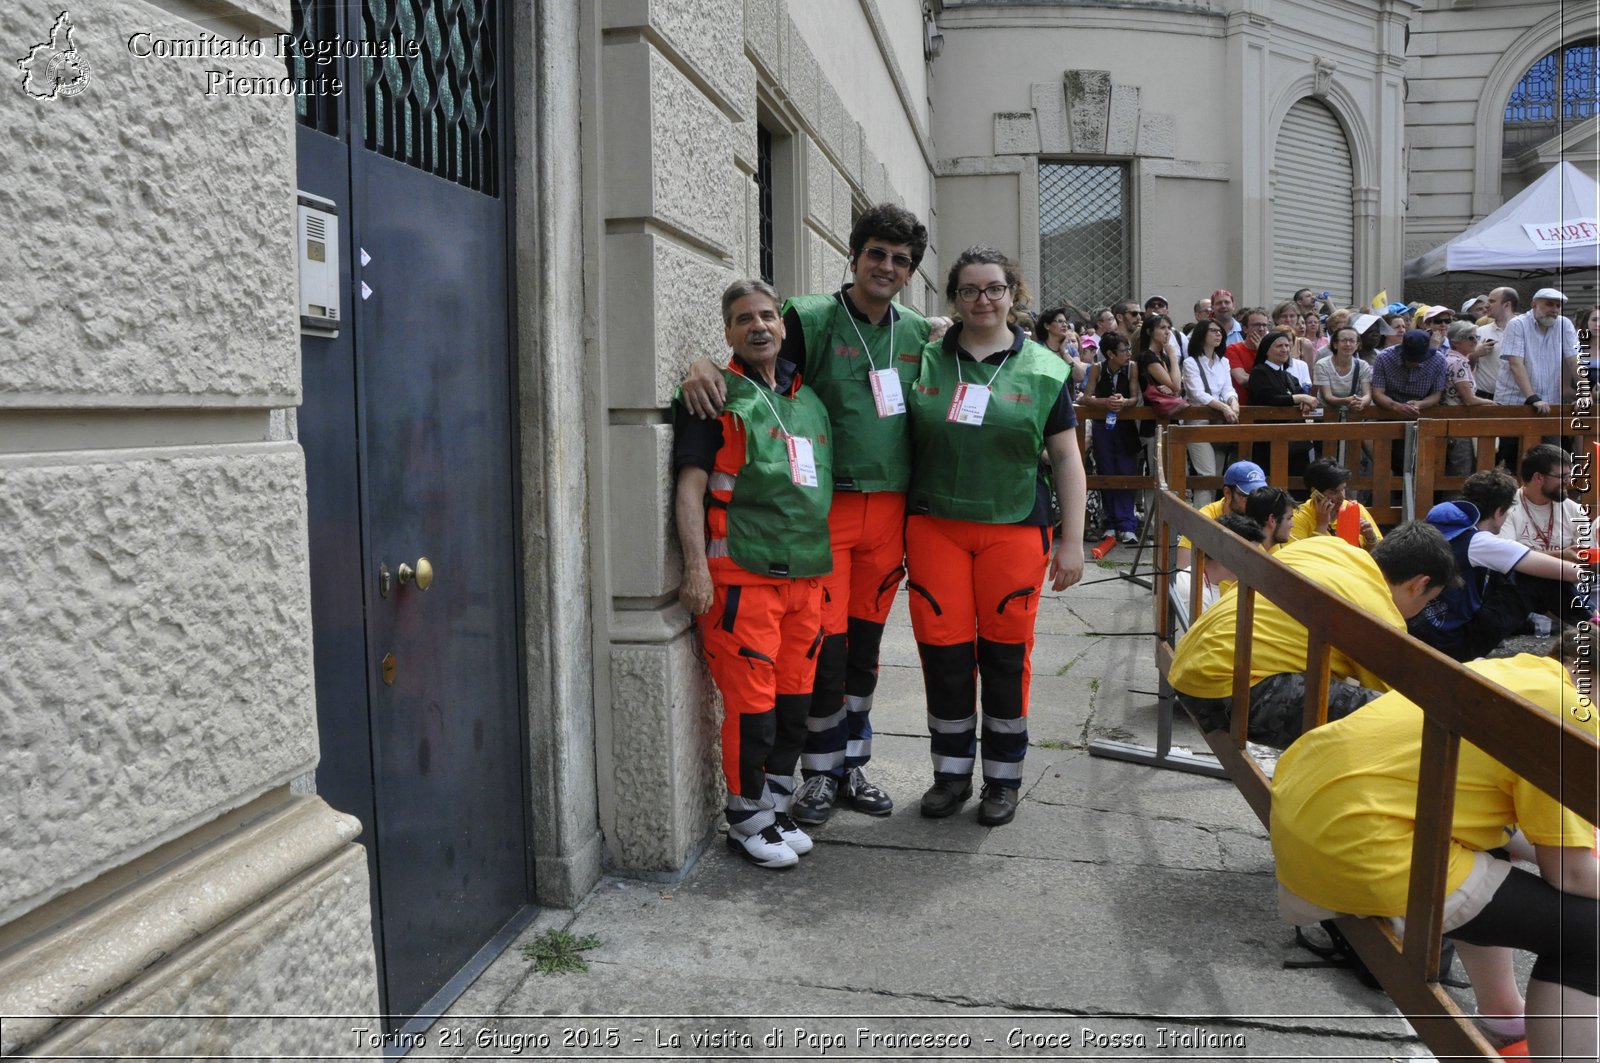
[522,929,602,974]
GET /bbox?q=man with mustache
[679,204,940,826]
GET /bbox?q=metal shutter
[1271,98,1354,305]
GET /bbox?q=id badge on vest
[869,367,906,417]
[946,382,990,426]
[786,436,820,487]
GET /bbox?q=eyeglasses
[1429,317,1453,326]
[1246,321,1269,332]
[861,246,915,270]
[956,283,1012,303]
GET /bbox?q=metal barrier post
[1087,429,1227,779]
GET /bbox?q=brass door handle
[397,557,434,591]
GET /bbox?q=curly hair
[943,246,1030,310]
[848,203,929,270]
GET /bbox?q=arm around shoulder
[680,359,729,419]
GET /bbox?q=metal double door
[293,0,529,1022]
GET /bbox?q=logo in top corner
[18,10,91,99]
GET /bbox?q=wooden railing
[1151,491,1600,1061]
[1164,420,1409,526]
[1413,405,1598,515]
[1070,403,1592,527]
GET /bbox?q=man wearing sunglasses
[680,203,944,827]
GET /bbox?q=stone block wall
[0,0,377,1050]
[595,0,935,872]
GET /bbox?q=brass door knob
[397,557,434,590]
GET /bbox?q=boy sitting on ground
[1168,522,1455,748]
[1408,469,1584,661]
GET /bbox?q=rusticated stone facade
[0,0,377,1051]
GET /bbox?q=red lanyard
[1520,494,1557,550]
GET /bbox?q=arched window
[1503,36,1599,159]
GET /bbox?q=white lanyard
[946,344,1012,426]
[840,294,908,417]
[839,292,893,373]
[961,347,1012,390]
[749,374,793,437]
[749,374,820,487]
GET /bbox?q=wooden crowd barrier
[1070,402,1592,531]
[1413,405,1598,516]
[1070,404,1162,492]
[1164,419,1409,527]
[1150,490,1600,1061]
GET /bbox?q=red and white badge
[786,435,820,487]
[946,382,990,426]
[869,367,906,417]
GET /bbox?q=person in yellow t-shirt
[1290,458,1382,548]
[1175,460,1268,569]
[1168,522,1455,748]
[1271,630,1600,1061]
[1244,484,1295,553]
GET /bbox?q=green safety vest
[716,369,834,578]
[906,337,1070,523]
[785,292,930,492]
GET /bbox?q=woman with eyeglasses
[1179,319,1239,506]
[904,247,1086,828]
[1313,326,1372,414]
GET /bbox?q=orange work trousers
[699,577,824,833]
[802,489,907,778]
[904,514,1051,789]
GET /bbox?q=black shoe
[789,774,838,826]
[919,779,972,818]
[840,766,893,816]
[977,783,1018,826]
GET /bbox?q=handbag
[1142,384,1188,417]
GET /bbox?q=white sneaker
[726,824,799,868]
[773,812,813,855]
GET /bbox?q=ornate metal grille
[1038,163,1128,316]
[286,0,338,134]
[757,124,775,284]
[1504,37,1598,159]
[363,0,500,196]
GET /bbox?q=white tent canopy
[1405,160,1600,280]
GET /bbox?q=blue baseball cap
[1222,461,1268,494]
[1425,500,1479,540]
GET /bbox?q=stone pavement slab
[420,555,1442,1061]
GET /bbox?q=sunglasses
[860,246,914,270]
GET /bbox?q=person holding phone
[1291,459,1381,548]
